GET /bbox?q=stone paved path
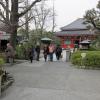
[1,51,100,100]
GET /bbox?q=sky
[46,0,99,31]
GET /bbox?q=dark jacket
[35,46,40,53]
[43,46,49,55]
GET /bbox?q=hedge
[71,51,100,69]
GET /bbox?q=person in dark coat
[29,47,33,63]
[43,45,49,62]
[55,45,62,60]
[35,45,40,61]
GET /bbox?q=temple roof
[55,30,94,36]
[61,18,88,31]
[55,18,95,36]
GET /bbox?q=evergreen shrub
[15,42,33,59]
[71,51,100,69]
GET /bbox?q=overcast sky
[46,0,99,31]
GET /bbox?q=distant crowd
[5,43,63,63]
[28,43,62,63]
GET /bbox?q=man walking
[35,45,40,61]
[55,45,62,60]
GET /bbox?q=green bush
[0,58,4,66]
[15,42,33,59]
[0,58,5,75]
[71,51,100,69]
[15,45,25,59]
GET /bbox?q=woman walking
[49,44,54,62]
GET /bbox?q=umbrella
[41,37,52,41]
[41,37,53,44]
[80,40,91,44]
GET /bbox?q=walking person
[49,44,54,62]
[32,46,35,60]
[28,47,33,63]
[5,43,15,64]
[43,45,49,62]
[28,46,35,63]
[35,45,40,61]
[55,45,62,60]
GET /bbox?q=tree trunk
[10,0,18,48]
[10,27,17,48]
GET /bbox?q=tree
[84,1,100,31]
[84,0,100,49]
[0,0,42,48]
[31,1,54,44]
[19,0,34,39]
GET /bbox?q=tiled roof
[55,30,95,36]
[61,18,88,31]
[0,22,10,33]
[0,22,11,40]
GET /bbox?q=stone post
[66,49,70,62]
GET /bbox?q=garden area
[71,37,100,69]
[71,51,100,69]
[0,54,14,95]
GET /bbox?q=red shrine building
[55,18,95,48]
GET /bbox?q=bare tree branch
[18,0,25,4]
[0,11,11,25]
[19,6,26,9]
[0,1,11,13]
[0,11,7,21]
[18,16,35,28]
[18,0,42,18]
[0,19,6,24]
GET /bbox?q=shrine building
[55,18,95,48]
